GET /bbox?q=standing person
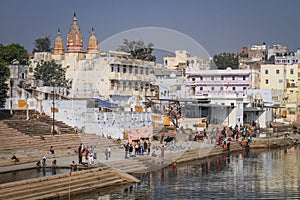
[78,143,82,164]
[129,144,133,157]
[52,159,57,168]
[105,147,109,160]
[124,143,129,159]
[161,145,165,158]
[88,153,94,164]
[144,141,148,153]
[71,161,77,171]
[42,156,47,167]
[107,145,111,158]
[160,132,165,144]
[147,142,151,155]
[141,144,144,155]
[135,143,139,155]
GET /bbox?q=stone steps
[106,158,147,173]
[1,170,113,197]
[0,168,135,200]
[0,120,122,166]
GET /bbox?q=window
[200,87,203,91]
[135,67,138,74]
[221,76,224,80]
[272,96,278,101]
[232,76,235,80]
[211,87,214,91]
[129,66,132,74]
[146,69,149,75]
[279,79,283,83]
[140,68,143,75]
[232,87,236,91]
[123,67,126,73]
[276,69,280,74]
[111,65,114,72]
[117,66,120,73]
[211,77,214,80]
[200,76,203,81]
[220,87,223,91]
[265,69,268,74]
[243,87,246,90]
[290,69,294,74]
[243,76,246,80]
[265,79,269,84]
[192,78,195,81]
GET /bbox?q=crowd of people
[123,140,151,159]
[78,143,96,166]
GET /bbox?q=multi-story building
[260,63,300,118]
[184,66,262,127]
[268,44,289,59]
[153,65,186,100]
[163,50,211,70]
[275,53,300,65]
[185,67,258,96]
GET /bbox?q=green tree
[265,55,275,64]
[0,43,29,65]
[34,60,70,87]
[33,36,51,53]
[0,63,10,108]
[117,39,156,62]
[213,52,239,69]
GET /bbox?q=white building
[185,67,259,96]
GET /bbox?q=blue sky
[0,0,299,57]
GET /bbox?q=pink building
[185,67,258,96]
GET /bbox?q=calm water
[0,168,70,184]
[102,146,300,200]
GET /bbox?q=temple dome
[53,28,64,55]
[67,13,83,52]
[87,28,99,53]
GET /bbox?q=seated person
[151,151,157,157]
[11,155,20,162]
[36,160,41,167]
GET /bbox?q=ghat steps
[0,121,121,167]
[0,167,139,200]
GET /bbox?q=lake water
[101,145,300,199]
[0,168,70,184]
[1,146,299,199]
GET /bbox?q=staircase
[1,110,75,136]
[0,121,122,167]
[208,141,243,157]
[0,167,139,200]
[105,158,148,173]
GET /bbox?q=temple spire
[67,12,83,52]
[53,27,64,55]
[87,27,99,53]
[73,12,77,24]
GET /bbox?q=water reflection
[0,168,70,184]
[106,146,300,199]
